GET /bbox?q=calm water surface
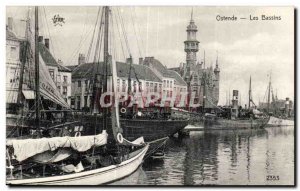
[112,126,294,185]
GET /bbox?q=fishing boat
[203,76,269,130]
[6,6,149,185]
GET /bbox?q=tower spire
[216,50,219,68]
[203,50,205,69]
[191,7,194,21]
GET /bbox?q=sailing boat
[6,6,148,185]
[203,76,269,130]
[262,73,294,127]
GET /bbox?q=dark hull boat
[77,114,188,142]
[203,115,269,130]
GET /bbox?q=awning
[22,90,35,99]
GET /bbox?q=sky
[6,6,294,106]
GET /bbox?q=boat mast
[17,13,30,106]
[202,51,206,111]
[267,73,271,114]
[127,55,132,93]
[103,6,109,130]
[34,6,40,130]
[248,76,251,110]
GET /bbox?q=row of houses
[67,55,187,110]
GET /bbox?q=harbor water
[112,126,294,185]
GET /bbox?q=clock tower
[184,10,199,86]
[184,11,199,86]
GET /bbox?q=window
[63,76,68,83]
[9,67,17,83]
[85,80,89,91]
[84,96,88,107]
[71,98,75,108]
[154,83,158,92]
[170,81,173,88]
[159,84,162,92]
[167,80,169,88]
[163,80,166,87]
[133,81,137,92]
[117,79,120,92]
[63,86,67,95]
[146,82,149,92]
[49,69,54,80]
[150,83,153,92]
[122,80,126,92]
[57,86,61,91]
[57,75,61,83]
[77,96,81,110]
[78,80,81,88]
[138,82,142,92]
[10,46,17,59]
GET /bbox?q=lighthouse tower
[184,10,199,87]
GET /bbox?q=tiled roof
[164,70,187,86]
[144,57,186,86]
[39,43,71,72]
[68,62,162,83]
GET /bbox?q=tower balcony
[184,40,199,52]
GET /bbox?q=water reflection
[115,126,294,185]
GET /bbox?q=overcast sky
[6,6,294,106]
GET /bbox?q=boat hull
[79,115,188,142]
[6,115,188,142]
[7,144,149,185]
[204,117,269,130]
[266,116,294,127]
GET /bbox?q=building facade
[6,17,72,109]
[68,55,187,110]
[6,17,23,107]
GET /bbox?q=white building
[6,17,23,108]
[68,55,187,110]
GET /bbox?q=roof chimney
[44,38,50,50]
[7,17,13,31]
[38,36,43,43]
[139,57,143,65]
[126,57,132,64]
[78,53,85,65]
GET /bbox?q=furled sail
[110,57,123,142]
[39,54,69,108]
[6,130,108,162]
